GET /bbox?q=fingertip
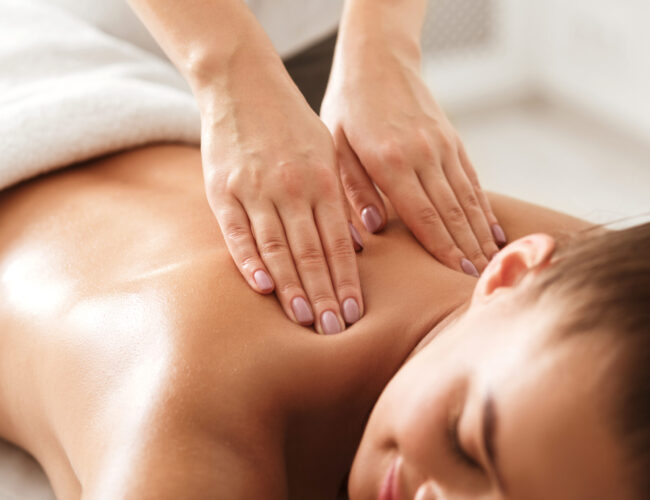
[461,258,480,278]
[491,224,507,247]
[342,297,361,325]
[291,296,314,325]
[349,222,364,252]
[253,269,274,293]
[361,205,383,233]
[320,310,343,335]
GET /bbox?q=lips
[378,456,402,500]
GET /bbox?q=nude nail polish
[253,269,273,292]
[492,224,507,247]
[291,296,314,324]
[361,205,382,233]
[349,223,364,251]
[461,258,480,278]
[321,310,343,335]
[342,297,360,324]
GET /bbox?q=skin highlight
[0,144,618,499]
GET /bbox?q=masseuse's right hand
[126,0,362,334]
[199,71,364,335]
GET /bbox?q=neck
[406,299,470,362]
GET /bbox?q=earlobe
[472,233,555,303]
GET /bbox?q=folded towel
[0,0,201,192]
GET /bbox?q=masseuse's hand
[321,6,507,276]
[200,70,364,335]
[127,0,363,333]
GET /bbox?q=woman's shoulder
[487,192,594,242]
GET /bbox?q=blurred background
[419,0,650,227]
[0,1,648,498]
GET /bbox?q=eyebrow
[482,392,508,493]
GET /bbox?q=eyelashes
[448,405,480,469]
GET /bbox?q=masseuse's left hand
[321,3,506,276]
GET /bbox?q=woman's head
[350,223,650,500]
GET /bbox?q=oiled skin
[0,145,590,499]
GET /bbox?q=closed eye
[448,407,480,469]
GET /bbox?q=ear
[472,233,556,304]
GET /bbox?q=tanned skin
[0,145,590,499]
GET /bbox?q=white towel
[0,0,201,192]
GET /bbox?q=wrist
[194,48,301,125]
[190,38,286,106]
[337,0,424,69]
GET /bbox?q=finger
[278,204,345,335]
[314,199,364,326]
[248,204,315,326]
[386,173,470,275]
[333,154,364,253]
[458,143,507,248]
[334,129,387,234]
[416,167,488,274]
[213,199,275,294]
[441,151,500,263]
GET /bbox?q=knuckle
[308,291,337,307]
[311,163,338,197]
[341,172,369,205]
[468,247,486,261]
[335,276,359,295]
[223,221,250,241]
[440,142,455,159]
[463,193,481,210]
[239,254,259,269]
[482,241,500,256]
[446,205,467,225]
[276,280,303,295]
[296,245,326,267]
[327,236,355,260]
[481,237,499,250]
[378,139,406,168]
[437,134,456,157]
[225,166,257,194]
[413,128,436,159]
[417,205,441,226]
[259,235,289,257]
[279,169,304,198]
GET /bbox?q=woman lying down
[2,1,649,498]
[0,144,648,499]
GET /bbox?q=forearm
[339,0,427,64]
[127,0,291,111]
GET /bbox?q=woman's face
[349,234,628,500]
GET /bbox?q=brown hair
[529,222,650,497]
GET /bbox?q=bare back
[0,145,591,499]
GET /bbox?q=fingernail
[492,224,507,247]
[253,269,273,292]
[361,205,382,233]
[349,223,364,252]
[342,297,361,324]
[291,296,314,324]
[321,310,343,335]
[461,258,480,278]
